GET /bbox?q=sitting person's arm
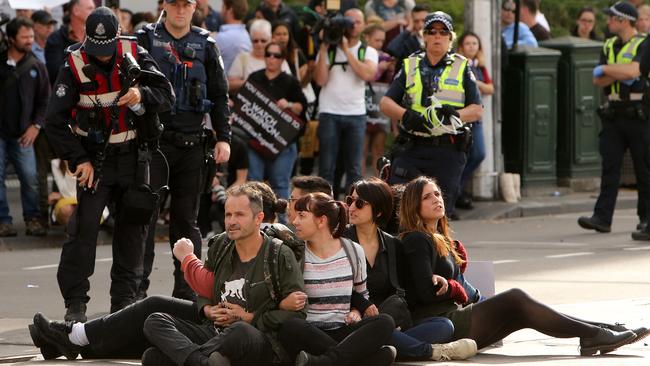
[403,232,455,303]
[174,238,215,299]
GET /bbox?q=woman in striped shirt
[278,192,397,366]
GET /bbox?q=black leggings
[468,289,600,348]
[82,295,198,358]
[279,314,395,366]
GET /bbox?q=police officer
[46,7,174,322]
[578,1,650,240]
[136,0,231,300]
[379,11,483,218]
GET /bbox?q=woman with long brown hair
[399,176,644,356]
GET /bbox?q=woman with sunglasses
[279,192,398,365]
[244,41,307,202]
[399,176,645,356]
[228,19,291,93]
[343,178,477,361]
[379,11,482,221]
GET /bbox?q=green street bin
[541,36,602,188]
[502,46,561,188]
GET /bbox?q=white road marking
[545,252,594,259]
[22,257,112,271]
[623,246,650,251]
[493,259,520,264]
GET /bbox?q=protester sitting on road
[399,176,646,356]
[278,192,398,365]
[342,178,477,361]
[140,183,306,365]
[245,42,307,201]
[287,175,333,224]
[228,18,291,93]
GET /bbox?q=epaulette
[191,26,210,37]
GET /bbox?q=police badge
[56,84,67,98]
[96,23,106,36]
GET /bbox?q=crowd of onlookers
[5,0,646,238]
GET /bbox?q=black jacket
[0,52,50,138]
[45,43,174,170]
[44,24,76,86]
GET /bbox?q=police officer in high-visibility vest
[46,7,174,322]
[578,1,650,241]
[379,11,483,218]
[136,0,231,300]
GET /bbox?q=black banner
[232,81,304,159]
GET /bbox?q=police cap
[84,7,120,57]
[603,1,638,22]
[424,11,454,32]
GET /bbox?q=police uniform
[384,22,481,216]
[136,21,230,299]
[581,30,650,236]
[45,7,174,321]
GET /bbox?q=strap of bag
[340,238,361,284]
[381,231,406,298]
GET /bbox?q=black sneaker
[64,302,87,323]
[142,347,176,366]
[577,216,611,233]
[32,312,80,360]
[367,345,397,365]
[28,323,60,359]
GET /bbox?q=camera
[313,13,354,45]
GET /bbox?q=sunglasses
[252,38,269,44]
[424,29,450,36]
[265,51,283,59]
[345,196,368,209]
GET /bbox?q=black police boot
[64,302,87,323]
[32,312,81,360]
[172,278,196,301]
[579,328,636,356]
[631,228,650,241]
[110,298,135,314]
[142,347,176,366]
[456,193,474,210]
[577,216,611,233]
[28,323,61,359]
[636,220,648,231]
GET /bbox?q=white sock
[68,322,89,346]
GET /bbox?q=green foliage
[540,0,613,38]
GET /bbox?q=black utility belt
[600,102,648,120]
[161,130,204,147]
[397,133,460,147]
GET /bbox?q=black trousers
[594,115,650,225]
[57,148,147,308]
[278,314,395,366]
[34,131,54,221]
[82,295,197,359]
[141,139,204,297]
[143,313,273,366]
[388,142,467,216]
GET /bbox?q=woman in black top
[399,176,644,356]
[245,42,307,201]
[343,178,477,361]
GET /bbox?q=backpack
[327,42,367,71]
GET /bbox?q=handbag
[378,294,413,330]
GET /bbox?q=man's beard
[12,44,30,54]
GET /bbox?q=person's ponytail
[331,201,348,238]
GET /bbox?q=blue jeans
[390,317,455,360]
[459,122,486,190]
[0,137,40,223]
[247,143,298,200]
[317,113,366,189]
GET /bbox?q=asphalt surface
[0,187,649,365]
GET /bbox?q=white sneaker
[431,338,478,361]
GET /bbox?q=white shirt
[318,42,379,115]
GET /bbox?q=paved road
[1,208,649,365]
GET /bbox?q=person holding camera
[379,11,482,220]
[314,8,378,193]
[45,7,174,322]
[136,0,231,301]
